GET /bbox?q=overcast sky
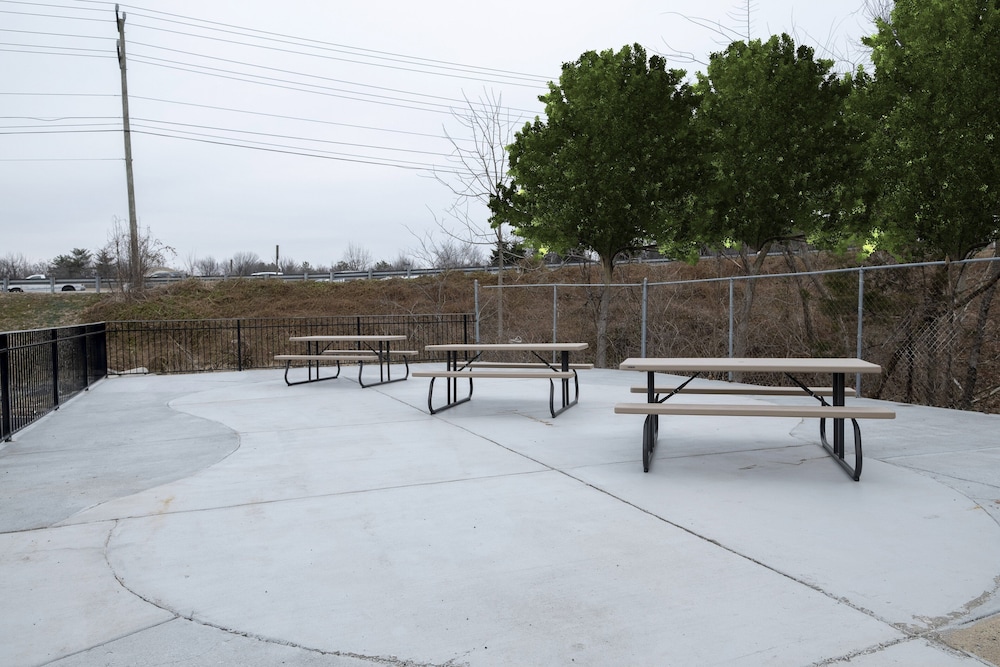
[2,0,875,270]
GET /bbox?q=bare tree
[182,251,199,277]
[335,243,373,272]
[435,238,483,269]
[661,0,871,73]
[864,0,893,23]
[194,256,222,277]
[389,251,416,272]
[229,251,262,276]
[279,257,300,274]
[659,1,752,66]
[435,90,522,338]
[408,228,484,270]
[0,253,37,279]
[101,216,174,291]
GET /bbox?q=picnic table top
[425,342,588,352]
[619,357,883,374]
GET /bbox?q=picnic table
[275,335,414,388]
[616,357,896,479]
[413,342,591,417]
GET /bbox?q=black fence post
[1,333,11,441]
[92,323,108,381]
[50,328,60,409]
[80,325,90,390]
[236,319,243,372]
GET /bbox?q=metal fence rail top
[477,256,1000,290]
[107,313,470,324]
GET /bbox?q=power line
[0,114,119,121]
[126,55,507,116]
[3,2,545,118]
[0,157,120,161]
[2,42,540,118]
[0,92,119,97]
[5,0,552,86]
[130,96,461,142]
[128,17,550,89]
[130,118,451,157]
[0,127,117,134]
[115,3,553,84]
[0,0,107,14]
[129,127,464,174]
[0,6,109,24]
[0,26,111,40]
[0,44,113,58]
[3,1,539,172]
[126,40,542,115]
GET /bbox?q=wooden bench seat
[629,385,857,397]
[412,368,579,417]
[614,400,895,479]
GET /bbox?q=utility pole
[116,5,142,291]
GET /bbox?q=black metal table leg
[357,338,409,388]
[833,372,846,457]
[819,371,863,481]
[425,350,473,414]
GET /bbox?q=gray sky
[2,0,874,270]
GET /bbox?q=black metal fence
[1,323,107,441]
[105,314,473,374]
[1,314,472,440]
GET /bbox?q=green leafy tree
[693,34,855,357]
[93,248,116,279]
[859,0,1000,408]
[861,0,1000,261]
[488,239,527,268]
[50,248,93,278]
[506,44,701,366]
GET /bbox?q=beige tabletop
[619,357,882,374]
[426,343,589,352]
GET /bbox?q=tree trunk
[784,249,817,351]
[496,232,504,341]
[595,256,614,368]
[732,243,771,359]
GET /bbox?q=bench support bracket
[283,359,342,386]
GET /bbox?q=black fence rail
[105,314,473,374]
[1,323,107,441]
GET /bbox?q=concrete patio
[2,365,999,666]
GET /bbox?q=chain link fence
[475,257,1000,414]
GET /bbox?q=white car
[6,274,87,293]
